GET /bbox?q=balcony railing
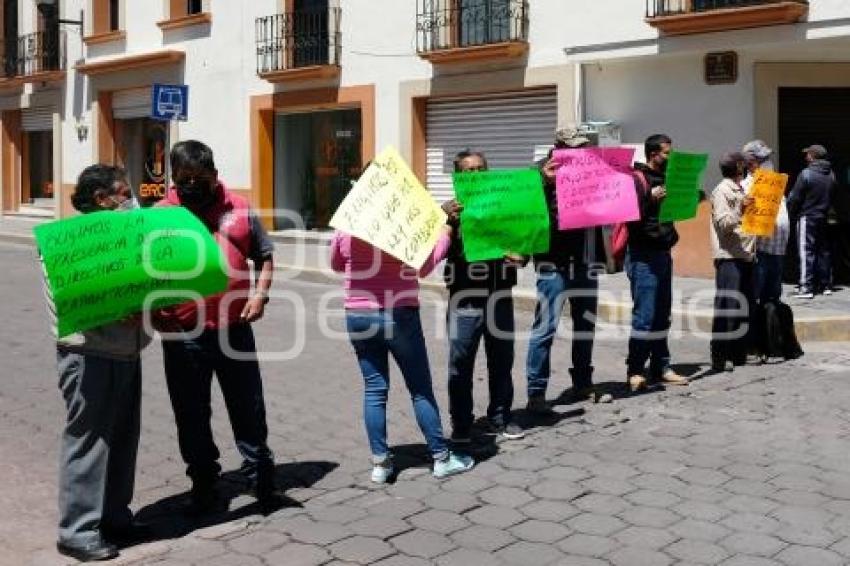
[1,30,66,79]
[255,8,341,76]
[416,0,529,54]
[647,0,807,18]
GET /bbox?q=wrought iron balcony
[646,0,808,35]
[255,8,341,81]
[1,30,66,80]
[416,0,529,63]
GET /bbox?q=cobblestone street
[4,240,850,566]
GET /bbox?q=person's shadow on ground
[129,460,338,546]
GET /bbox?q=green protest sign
[659,151,709,222]
[453,168,550,262]
[35,207,228,337]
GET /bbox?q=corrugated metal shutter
[425,87,557,202]
[21,106,54,131]
[113,88,151,120]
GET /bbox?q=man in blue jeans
[626,134,688,392]
[526,125,613,415]
[441,150,524,443]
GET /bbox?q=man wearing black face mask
[154,140,281,514]
[625,134,687,392]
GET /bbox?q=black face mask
[176,181,215,209]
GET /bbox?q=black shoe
[101,521,154,545]
[526,394,556,417]
[57,539,118,562]
[187,482,223,515]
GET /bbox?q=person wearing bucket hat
[787,143,837,298]
[525,124,613,415]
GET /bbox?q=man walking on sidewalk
[788,144,837,299]
[625,134,688,392]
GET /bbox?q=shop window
[187,0,203,15]
[274,108,362,229]
[114,118,169,207]
[26,130,54,208]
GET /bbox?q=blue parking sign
[151,84,188,121]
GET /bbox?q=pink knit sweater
[329,230,451,309]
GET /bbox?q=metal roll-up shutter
[425,87,557,202]
[113,88,151,120]
[22,106,54,131]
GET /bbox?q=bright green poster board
[452,168,550,262]
[35,207,228,337]
[659,151,709,222]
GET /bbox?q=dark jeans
[346,307,448,461]
[755,252,783,304]
[447,292,515,432]
[162,323,274,485]
[526,263,598,397]
[711,259,755,363]
[625,249,672,377]
[797,216,832,293]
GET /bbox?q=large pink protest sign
[553,147,640,231]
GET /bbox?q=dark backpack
[754,300,804,360]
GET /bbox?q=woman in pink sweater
[330,227,474,483]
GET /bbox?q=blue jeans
[447,293,515,432]
[526,263,599,397]
[755,252,783,304]
[161,323,274,485]
[626,249,672,377]
[346,307,448,461]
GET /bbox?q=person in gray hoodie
[46,165,151,562]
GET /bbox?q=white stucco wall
[48,0,850,210]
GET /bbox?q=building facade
[0,0,847,277]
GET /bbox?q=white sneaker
[792,291,814,300]
[370,457,394,484]
[824,289,834,296]
[433,452,474,478]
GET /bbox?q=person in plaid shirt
[741,140,790,304]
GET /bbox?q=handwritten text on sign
[329,146,447,270]
[35,207,228,337]
[453,169,550,262]
[553,147,639,230]
[743,169,789,237]
[659,151,709,222]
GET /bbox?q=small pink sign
[553,147,640,231]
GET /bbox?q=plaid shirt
[742,174,790,255]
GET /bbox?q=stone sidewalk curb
[3,230,847,342]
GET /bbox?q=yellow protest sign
[330,146,447,269]
[743,169,789,236]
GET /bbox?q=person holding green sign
[50,165,151,563]
[625,134,689,393]
[441,150,525,443]
[153,141,280,514]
